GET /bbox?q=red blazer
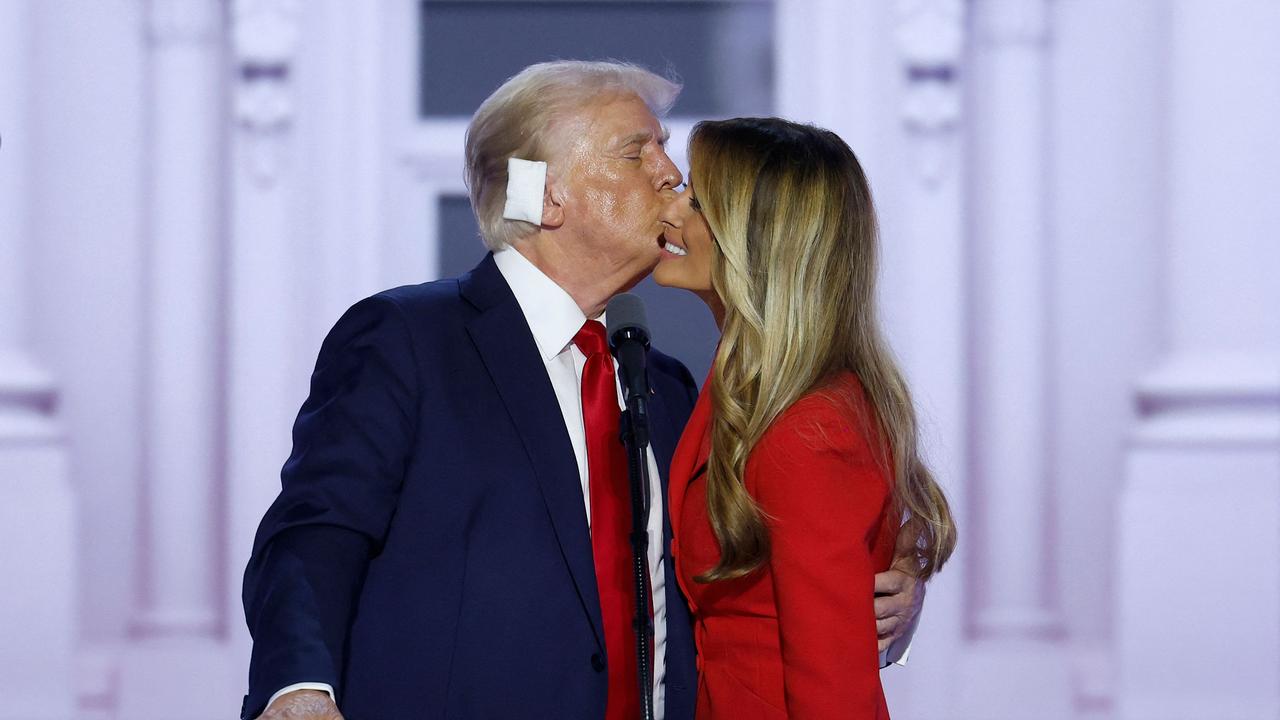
[668,371,898,719]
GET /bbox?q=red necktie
[574,320,642,720]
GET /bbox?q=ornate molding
[147,0,221,46]
[232,0,301,184]
[895,0,964,188]
[972,0,1049,47]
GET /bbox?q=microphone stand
[619,396,655,720]
[608,295,656,720]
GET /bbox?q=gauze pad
[502,157,548,226]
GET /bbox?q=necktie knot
[573,319,610,357]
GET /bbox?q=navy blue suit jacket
[242,254,699,720]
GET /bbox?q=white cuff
[886,637,913,666]
[267,683,336,710]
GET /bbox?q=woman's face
[653,180,717,295]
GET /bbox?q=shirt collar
[493,247,593,362]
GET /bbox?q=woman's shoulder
[746,371,892,510]
[755,371,882,460]
[767,371,872,431]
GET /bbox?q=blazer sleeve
[241,294,419,719]
[748,399,891,719]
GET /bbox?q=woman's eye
[690,196,702,212]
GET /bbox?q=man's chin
[634,247,663,276]
[606,256,657,297]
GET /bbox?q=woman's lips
[659,232,688,257]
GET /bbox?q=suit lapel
[666,382,711,541]
[646,377,683,579]
[646,375,679,510]
[462,256,605,651]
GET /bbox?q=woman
[654,118,956,719]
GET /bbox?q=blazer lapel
[461,256,605,651]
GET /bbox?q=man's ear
[541,175,566,229]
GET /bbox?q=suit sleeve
[748,402,891,719]
[241,294,419,719]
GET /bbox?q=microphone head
[606,293,650,349]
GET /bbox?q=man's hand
[255,690,344,720]
[873,517,928,652]
[874,565,925,651]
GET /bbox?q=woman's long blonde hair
[691,118,956,583]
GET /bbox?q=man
[242,61,923,720]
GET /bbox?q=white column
[1117,2,1280,719]
[129,0,226,640]
[116,4,239,718]
[967,0,1058,641]
[226,0,305,669]
[962,1,1072,716]
[877,3,970,719]
[775,0,881,163]
[0,1,76,718]
[1048,1,1168,713]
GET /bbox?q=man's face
[555,93,683,290]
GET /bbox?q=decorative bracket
[895,0,964,188]
[232,0,300,184]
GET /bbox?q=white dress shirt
[269,248,669,716]
[494,247,669,717]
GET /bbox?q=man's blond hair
[464,61,682,251]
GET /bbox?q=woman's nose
[659,195,685,226]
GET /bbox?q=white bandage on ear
[502,157,548,226]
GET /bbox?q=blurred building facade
[1,1,1277,718]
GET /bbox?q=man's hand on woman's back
[874,566,924,651]
[873,516,929,651]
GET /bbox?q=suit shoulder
[322,280,471,363]
[648,346,695,385]
[373,278,464,313]
[359,279,476,337]
[647,345,700,409]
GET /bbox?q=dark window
[419,1,774,119]
[438,195,486,279]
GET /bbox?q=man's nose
[657,156,683,191]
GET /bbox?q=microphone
[606,293,651,408]
[605,292,656,720]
